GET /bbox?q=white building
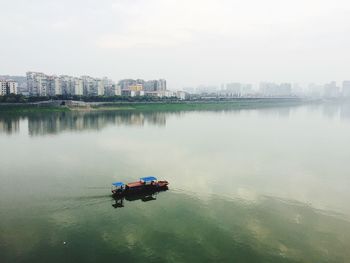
[0,80,18,95]
[0,80,7,95]
[27,72,48,96]
[114,84,121,96]
[81,76,98,96]
[47,76,61,96]
[25,71,120,97]
[73,78,83,95]
[97,79,104,96]
[102,77,115,96]
[7,81,18,94]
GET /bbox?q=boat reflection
[112,187,168,209]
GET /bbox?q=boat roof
[140,176,157,182]
[127,181,143,187]
[112,182,125,187]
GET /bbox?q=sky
[0,0,349,89]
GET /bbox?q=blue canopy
[140,176,157,182]
[112,182,125,187]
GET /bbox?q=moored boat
[111,176,169,196]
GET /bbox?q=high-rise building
[113,84,121,96]
[279,83,292,97]
[0,80,7,95]
[158,79,166,91]
[117,78,168,95]
[97,79,104,96]
[323,81,340,98]
[118,79,137,90]
[196,85,217,94]
[144,80,157,91]
[259,82,278,97]
[307,83,322,98]
[81,76,96,96]
[7,80,18,94]
[259,82,291,97]
[0,75,26,94]
[143,79,167,92]
[27,72,48,96]
[74,78,84,96]
[226,83,242,97]
[0,80,18,95]
[102,77,115,96]
[342,81,350,97]
[47,76,61,96]
[61,75,79,95]
[241,84,253,96]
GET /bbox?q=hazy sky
[0,0,349,88]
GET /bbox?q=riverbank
[91,98,308,112]
[0,98,312,114]
[0,105,70,113]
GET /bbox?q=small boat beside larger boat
[111,176,169,196]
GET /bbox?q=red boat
[111,176,169,196]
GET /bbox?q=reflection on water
[26,111,168,136]
[1,190,350,263]
[112,187,169,209]
[1,102,350,262]
[0,111,170,136]
[0,115,20,134]
[340,103,350,120]
[1,102,350,136]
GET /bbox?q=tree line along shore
[0,95,315,113]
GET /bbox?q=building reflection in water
[2,102,350,136]
[112,187,168,209]
[322,103,340,119]
[257,106,291,118]
[0,115,20,134]
[340,103,350,121]
[26,111,168,136]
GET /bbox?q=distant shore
[0,97,324,113]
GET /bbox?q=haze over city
[1,0,350,88]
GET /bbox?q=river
[1,103,350,262]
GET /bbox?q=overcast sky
[0,0,349,88]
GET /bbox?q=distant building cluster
[307,81,350,98]
[115,78,187,99]
[219,83,255,97]
[26,72,117,97]
[184,81,350,99]
[259,82,292,97]
[119,78,166,97]
[0,72,188,100]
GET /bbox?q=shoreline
[0,97,330,114]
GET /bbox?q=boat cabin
[140,176,157,185]
[112,182,125,192]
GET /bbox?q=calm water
[1,103,350,262]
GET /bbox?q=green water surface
[1,103,350,262]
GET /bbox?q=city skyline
[2,71,350,99]
[1,71,350,91]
